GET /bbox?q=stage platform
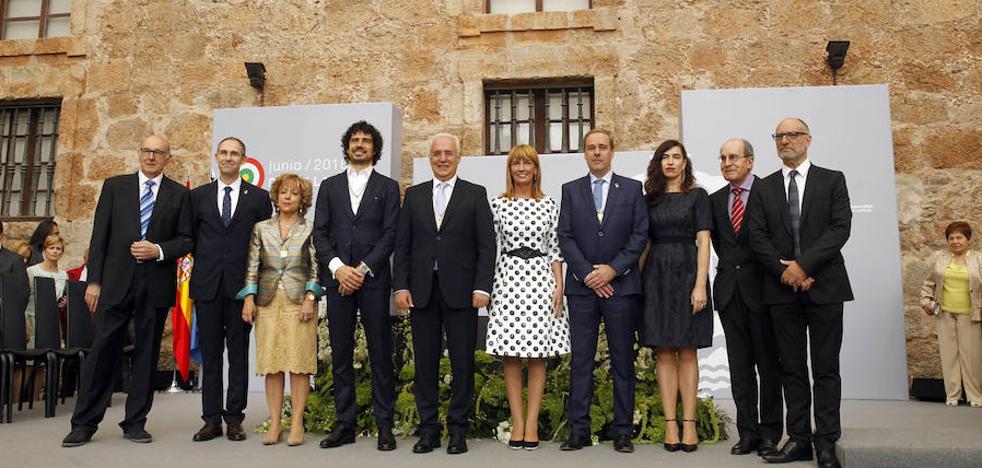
[1,393,979,468]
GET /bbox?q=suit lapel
[128,174,143,238]
[147,177,173,236]
[337,173,356,220]
[421,181,437,233]
[770,171,793,237]
[440,179,465,232]
[799,165,820,226]
[714,189,737,241]
[600,174,622,229]
[353,171,380,221]
[578,176,600,227]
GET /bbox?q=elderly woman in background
[239,173,323,445]
[921,221,982,407]
[25,234,69,349]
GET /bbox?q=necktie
[730,187,745,234]
[435,182,448,228]
[222,186,233,226]
[592,179,605,211]
[140,180,156,240]
[788,170,800,256]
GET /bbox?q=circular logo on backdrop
[240,156,265,187]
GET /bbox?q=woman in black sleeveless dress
[640,140,713,452]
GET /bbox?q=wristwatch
[305,291,317,301]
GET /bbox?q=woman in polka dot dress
[487,144,570,450]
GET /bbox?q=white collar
[218,177,242,191]
[347,165,374,178]
[138,171,164,188]
[589,171,613,185]
[782,158,811,178]
[433,175,458,188]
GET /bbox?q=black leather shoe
[523,440,539,451]
[412,432,441,453]
[816,447,842,468]
[731,438,759,455]
[319,425,356,448]
[446,434,468,454]
[680,419,698,452]
[560,433,592,451]
[377,426,397,451]
[763,439,813,463]
[613,435,634,453]
[757,439,779,457]
[226,423,246,441]
[123,428,153,444]
[193,422,223,442]
[62,429,94,447]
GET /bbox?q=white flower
[495,420,513,444]
[443,374,453,385]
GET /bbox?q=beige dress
[238,215,322,375]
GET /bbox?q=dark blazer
[746,164,854,305]
[189,180,272,302]
[0,246,30,312]
[393,178,495,310]
[558,174,648,296]
[87,173,194,308]
[313,170,400,289]
[710,176,764,312]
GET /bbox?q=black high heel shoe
[663,419,681,452]
[681,419,698,453]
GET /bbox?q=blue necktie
[788,170,800,257]
[140,180,156,240]
[592,179,605,211]
[222,186,232,226]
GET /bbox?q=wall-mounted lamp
[826,41,850,85]
[245,62,267,106]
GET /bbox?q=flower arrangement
[260,317,730,444]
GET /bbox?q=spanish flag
[172,176,194,380]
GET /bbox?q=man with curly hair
[313,121,400,451]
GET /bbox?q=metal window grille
[0,101,61,218]
[485,85,594,155]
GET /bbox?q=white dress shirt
[781,158,811,214]
[137,170,166,261]
[216,177,241,219]
[328,166,375,277]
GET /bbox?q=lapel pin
[614,182,620,189]
[243,189,249,195]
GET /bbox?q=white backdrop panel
[681,84,907,400]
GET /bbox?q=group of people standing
[54,117,855,468]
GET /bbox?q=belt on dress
[651,236,695,244]
[503,246,547,260]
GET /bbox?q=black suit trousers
[409,273,477,436]
[769,297,843,449]
[719,287,783,442]
[566,294,638,437]
[71,265,167,432]
[196,295,251,425]
[326,286,395,428]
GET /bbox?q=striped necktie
[730,187,745,234]
[140,180,156,240]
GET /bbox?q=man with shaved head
[710,138,782,458]
[747,119,853,468]
[63,134,194,447]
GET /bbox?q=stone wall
[0,0,978,380]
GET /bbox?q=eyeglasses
[718,154,747,163]
[771,132,809,141]
[139,147,169,158]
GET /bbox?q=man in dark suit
[557,128,647,453]
[710,138,782,457]
[62,134,194,447]
[0,220,30,309]
[747,118,853,468]
[313,121,400,451]
[393,133,495,455]
[188,136,272,442]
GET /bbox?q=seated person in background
[26,234,69,348]
[67,248,89,281]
